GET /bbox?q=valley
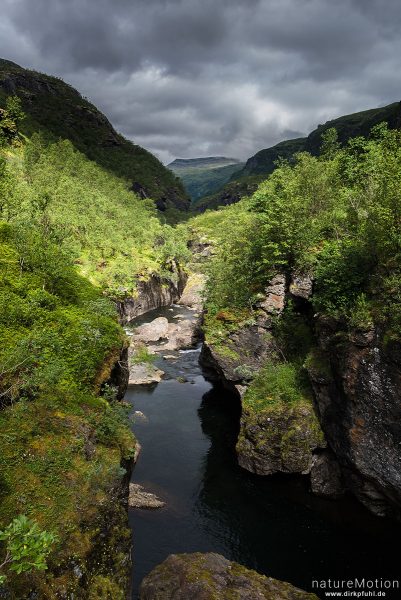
[1,59,401,600]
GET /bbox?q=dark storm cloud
[1,0,400,162]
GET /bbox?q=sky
[1,0,400,164]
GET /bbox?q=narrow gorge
[1,57,401,600]
[123,250,401,599]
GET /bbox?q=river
[125,304,401,599]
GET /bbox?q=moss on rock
[139,552,319,600]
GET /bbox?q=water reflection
[195,385,401,592]
[127,327,401,599]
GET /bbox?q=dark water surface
[126,306,401,599]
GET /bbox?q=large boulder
[134,317,169,343]
[139,553,318,600]
[128,363,164,385]
[237,401,325,476]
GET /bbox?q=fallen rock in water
[139,552,319,599]
[134,317,169,343]
[236,400,326,476]
[128,483,165,509]
[133,410,149,424]
[148,319,199,352]
[129,363,164,385]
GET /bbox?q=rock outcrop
[310,450,345,498]
[177,272,206,311]
[117,266,187,323]
[308,321,401,518]
[128,483,165,509]
[139,553,318,600]
[200,274,286,390]
[202,268,401,518]
[237,401,325,476]
[201,273,325,478]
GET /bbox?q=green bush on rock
[0,515,57,584]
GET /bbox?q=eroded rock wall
[117,265,188,324]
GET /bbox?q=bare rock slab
[128,483,165,509]
[139,552,318,599]
[134,317,169,343]
[129,363,164,385]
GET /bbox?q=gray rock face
[258,273,286,315]
[134,317,170,343]
[309,319,401,518]
[177,272,206,310]
[289,274,313,300]
[310,451,345,498]
[201,273,287,390]
[200,324,275,389]
[139,553,318,600]
[118,267,187,323]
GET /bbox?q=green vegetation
[1,130,190,296]
[131,343,156,364]
[0,59,189,211]
[0,516,56,584]
[169,157,244,203]
[0,221,135,596]
[243,362,312,412]
[240,137,307,177]
[190,123,401,435]
[191,174,262,213]
[199,125,401,340]
[195,101,401,213]
[0,97,164,596]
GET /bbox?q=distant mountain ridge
[238,101,401,178]
[0,58,189,211]
[168,156,244,202]
[169,156,241,170]
[195,101,401,212]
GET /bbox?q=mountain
[196,101,401,212]
[240,101,401,177]
[193,174,262,212]
[0,58,189,211]
[168,156,244,202]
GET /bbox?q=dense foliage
[0,221,135,595]
[1,131,190,296]
[0,98,167,596]
[0,516,56,584]
[0,59,189,211]
[200,125,401,340]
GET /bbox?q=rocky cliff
[201,273,401,519]
[117,264,188,323]
[308,320,401,518]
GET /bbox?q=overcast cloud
[1,0,400,163]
